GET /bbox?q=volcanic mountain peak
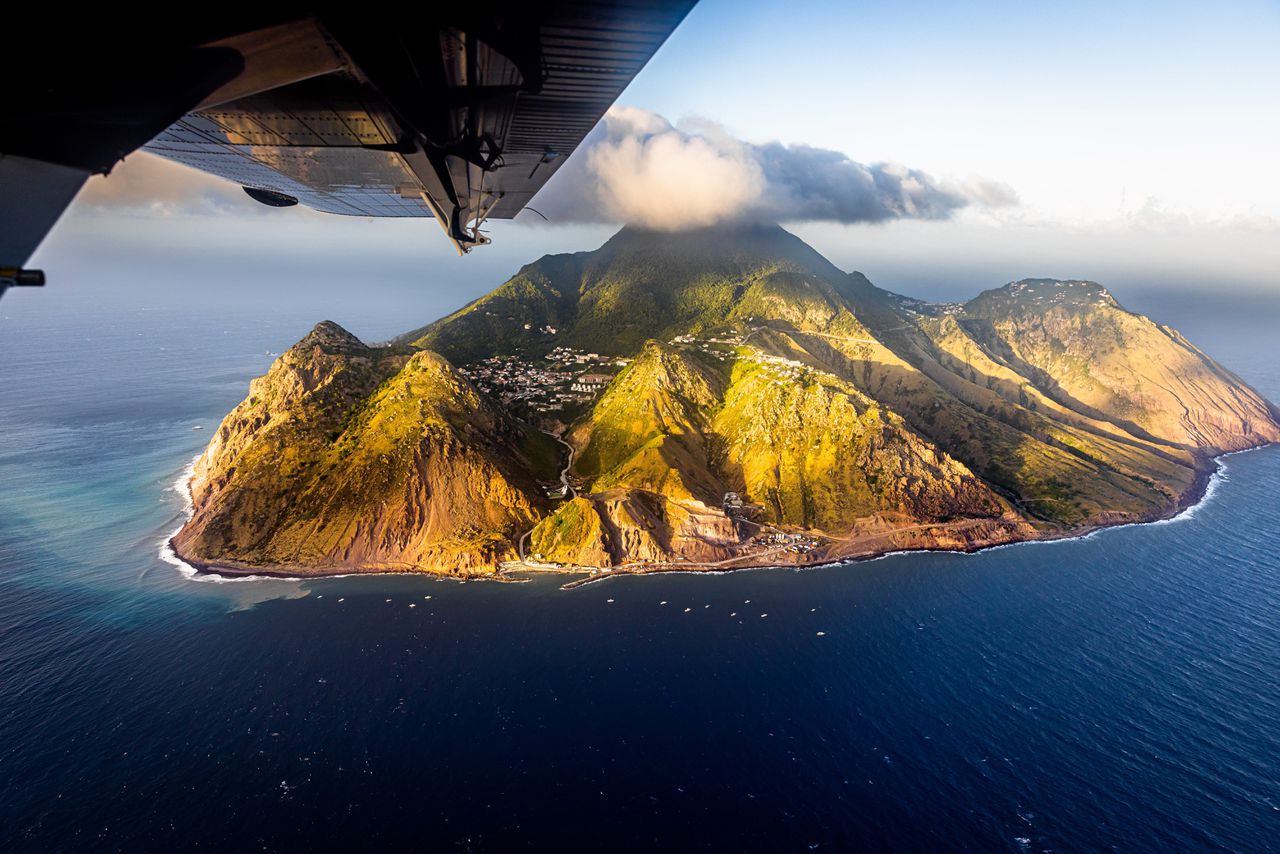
[590,221,849,278]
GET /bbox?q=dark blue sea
[2,281,1278,852]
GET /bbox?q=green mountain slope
[400,224,869,362]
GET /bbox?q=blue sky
[26,0,1280,322]
[639,0,1280,222]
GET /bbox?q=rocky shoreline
[168,445,1258,588]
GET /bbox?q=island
[170,224,1280,581]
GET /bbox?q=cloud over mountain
[530,107,1017,229]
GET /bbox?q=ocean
[1,282,1278,851]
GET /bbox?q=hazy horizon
[11,214,1278,352]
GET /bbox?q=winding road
[513,432,578,566]
[548,431,576,499]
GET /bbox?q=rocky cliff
[172,323,559,575]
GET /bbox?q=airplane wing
[0,2,696,295]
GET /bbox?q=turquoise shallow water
[1,286,1278,850]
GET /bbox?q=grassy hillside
[405,224,863,362]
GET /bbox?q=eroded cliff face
[176,227,1280,578]
[185,321,409,513]
[961,279,1280,452]
[529,491,738,568]
[173,324,557,575]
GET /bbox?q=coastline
[157,458,301,584]
[162,444,1269,587]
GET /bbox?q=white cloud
[532,108,1017,229]
[75,153,256,215]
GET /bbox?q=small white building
[571,373,612,393]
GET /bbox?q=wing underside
[144,4,695,251]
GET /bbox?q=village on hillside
[456,321,829,423]
[456,346,629,421]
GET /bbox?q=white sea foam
[1049,446,1242,542]
[541,447,1270,590]
[156,455,280,584]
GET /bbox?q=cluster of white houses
[457,348,624,414]
[570,374,612,394]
